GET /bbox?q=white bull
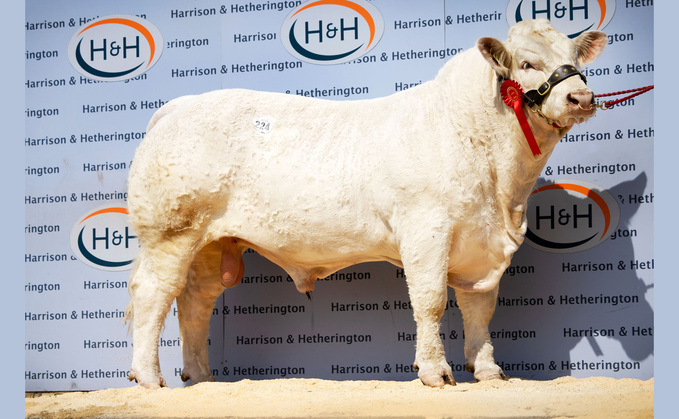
[126,19,606,388]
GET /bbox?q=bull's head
[477,19,607,134]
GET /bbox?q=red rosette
[499,79,542,156]
[501,79,524,108]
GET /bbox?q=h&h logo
[525,180,620,253]
[70,206,139,271]
[281,0,384,65]
[68,15,163,81]
[506,0,616,38]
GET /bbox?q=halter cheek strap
[522,64,587,108]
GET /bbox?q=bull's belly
[205,203,400,288]
[249,239,395,282]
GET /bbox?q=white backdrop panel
[25,0,653,391]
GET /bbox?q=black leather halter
[521,64,587,108]
[497,63,589,134]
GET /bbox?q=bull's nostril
[568,92,594,108]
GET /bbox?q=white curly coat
[126,20,607,388]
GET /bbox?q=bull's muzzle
[567,91,595,111]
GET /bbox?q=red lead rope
[500,79,654,157]
[593,85,654,109]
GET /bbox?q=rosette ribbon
[500,79,542,157]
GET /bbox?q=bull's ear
[575,31,607,66]
[477,37,512,79]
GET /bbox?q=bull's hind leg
[176,241,233,383]
[128,234,200,388]
[455,284,508,381]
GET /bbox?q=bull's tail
[124,301,133,334]
[124,254,169,335]
[124,257,142,335]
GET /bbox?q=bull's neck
[492,79,555,214]
[485,75,563,240]
[438,54,561,236]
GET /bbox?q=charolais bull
[125,19,606,388]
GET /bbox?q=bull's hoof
[473,366,509,382]
[413,361,456,387]
[465,361,508,382]
[129,369,167,389]
[180,369,216,384]
[182,372,216,384]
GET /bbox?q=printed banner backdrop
[25,0,654,391]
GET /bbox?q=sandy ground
[25,376,653,419]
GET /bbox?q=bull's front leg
[455,285,508,381]
[399,223,454,387]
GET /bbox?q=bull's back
[128,89,399,253]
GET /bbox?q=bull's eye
[521,61,534,70]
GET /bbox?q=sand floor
[25,376,653,418]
